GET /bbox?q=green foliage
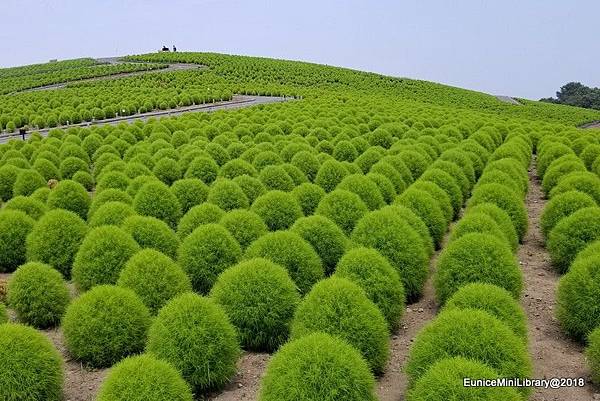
[0,210,35,273]
[406,357,523,401]
[0,323,63,401]
[467,202,519,252]
[245,231,324,294]
[405,309,531,393]
[395,188,447,248]
[291,277,389,373]
[259,332,377,401]
[315,160,349,192]
[315,189,368,235]
[170,178,208,214]
[146,293,240,393]
[13,169,46,197]
[542,159,587,195]
[449,211,512,250]
[177,203,225,239]
[443,283,527,340]
[0,303,6,323]
[291,215,348,275]
[178,223,241,293]
[549,171,600,204]
[7,262,70,328]
[548,207,600,273]
[133,181,182,228]
[122,215,180,259]
[251,190,303,231]
[219,209,267,249]
[351,208,428,300]
[88,188,132,218]
[210,258,300,351]
[336,174,385,210]
[335,247,405,331]
[207,178,250,211]
[72,225,140,291]
[96,354,193,401]
[586,327,600,384]
[26,209,87,278]
[62,285,151,368]
[118,249,191,314]
[541,190,596,241]
[46,179,90,219]
[434,233,522,305]
[0,165,20,201]
[419,168,463,217]
[88,201,136,227]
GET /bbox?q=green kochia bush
[178,223,242,293]
[315,189,368,235]
[0,164,20,201]
[291,215,348,275]
[219,209,268,249]
[62,285,151,368]
[72,225,140,291]
[26,209,88,278]
[177,203,225,239]
[0,323,64,401]
[406,357,523,401]
[133,181,182,229]
[383,205,434,256]
[88,201,136,227]
[0,210,35,273]
[146,293,240,393]
[118,249,191,314]
[548,207,600,273]
[121,215,180,259]
[419,168,463,217]
[13,169,46,197]
[245,231,324,294]
[587,328,600,384]
[8,262,70,328]
[351,208,428,300]
[541,191,596,241]
[336,174,385,210]
[443,283,527,340]
[449,211,511,250]
[207,178,250,211]
[291,182,325,215]
[395,188,447,249]
[251,190,303,231]
[46,179,90,219]
[468,183,527,241]
[550,172,600,205]
[0,304,6,323]
[210,258,300,351]
[405,309,531,393]
[291,277,389,374]
[556,253,600,340]
[335,247,405,331]
[88,188,132,218]
[96,354,193,401]
[258,332,377,401]
[467,202,519,252]
[170,178,208,214]
[434,233,522,305]
[4,195,48,220]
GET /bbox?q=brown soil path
[520,157,598,400]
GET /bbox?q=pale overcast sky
[1,0,597,99]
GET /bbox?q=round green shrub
[4,196,47,220]
[72,225,140,291]
[384,204,435,256]
[258,165,295,191]
[366,172,396,204]
[548,207,600,273]
[220,159,257,179]
[550,172,600,204]
[541,191,596,241]
[370,160,407,193]
[443,283,527,340]
[0,164,20,201]
[121,215,180,259]
[133,181,182,229]
[0,323,63,401]
[586,327,600,384]
[210,258,300,351]
[468,183,527,241]
[434,233,522,305]
[0,210,35,273]
[96,354,193,401]
[315,189,368,235]
[419,168,463,217]
[315,160,349,192]
[7,262,69,328]
[542,159,587,195]
[207,178,250,211]
[184,156,219,184]
[72,170,94,191]
[60,156,90,180]
[336,174,385,211]
[405,309,531,391]
[88,201,136,227]
[467,202,520,252]
[26,209,87,278]
[0,303,6,323]
[258,332,376,401]
[219,209,267,249]
[449,211,512,250]
[232,174,266,203]
[335,247,405,331]
[291,151,321,182]
[146,292,240,393]
[177,203,225,239]
[475,170,524,198]
[118,249,191,314]
[96,171,130,193]
[406,357,523,401]
[291,182,326,215]
[291,215,348,275]
[62,285,151,368]
[352,208,428,300]
[431,159,470,199]
[245,231,324,294]
[33,158,60,181]
[30,186,51,203]
[411,181,453,223]
[13,169,46,197]
[178,223,241,293]
[88,188,132,218]
[170,178,208,214]
[251,190,303,231]
[395,188,447,249]
[152,157,181,186]
[46,179,90,219]
[291,277,389,373]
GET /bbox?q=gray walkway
[496,95,521,105]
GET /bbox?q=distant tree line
[541,82,600,110]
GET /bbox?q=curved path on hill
[581,121,600,129]
[496,95,521,105]
[0,95,293,144]
[13,56,204,94]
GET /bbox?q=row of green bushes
[536,130,600,383]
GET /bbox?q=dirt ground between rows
[520,158,598,401]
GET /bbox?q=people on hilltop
[161,45,169,52]
[173,45,177,52]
